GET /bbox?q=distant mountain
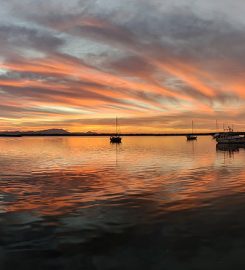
[0,131,22,136]
[0,129,70,136]
[0,129,100,136]
[86,131,97,135]
[24,129,70,135]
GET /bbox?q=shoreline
[0,132,243,137]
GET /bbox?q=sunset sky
[0,0,245,133]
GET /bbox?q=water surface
[1,136,245,269]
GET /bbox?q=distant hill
[24,129,70,135]
[0,131,22,136]
[0,129,101,136]
[0,129,70,136]
[86,131,97,135]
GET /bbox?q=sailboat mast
[192,120,194,134]
[116,116,118,135]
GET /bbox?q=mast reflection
[216,143,245,153]
[216,143,245,161]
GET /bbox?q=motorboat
[216,127,245,144]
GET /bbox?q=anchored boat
[186,134,197,140]
[110,117,122,143]
[216,127,245,144]
[213,133,221,139]
[186,120,197,141]
[212,120,221,139]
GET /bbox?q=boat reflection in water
[3,136,245,269]
[216,143,245,160]
[216,143,244,153]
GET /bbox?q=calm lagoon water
[1,136,245,269]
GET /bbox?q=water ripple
[1,136,245,269]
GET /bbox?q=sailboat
[186,120,197,140]
[213,120,221,139]
[110,117,122,143]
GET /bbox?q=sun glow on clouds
[0,68,8,75]
[0,0,245,132]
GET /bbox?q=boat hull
[216,138,245,144]
[213,133,221,139]
[186,135,197,140]
[110,136,122,143]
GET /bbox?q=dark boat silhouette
[110,117,122,143]
[216,127,245,144]
[110,136,122,143]
[186,120,197,140]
